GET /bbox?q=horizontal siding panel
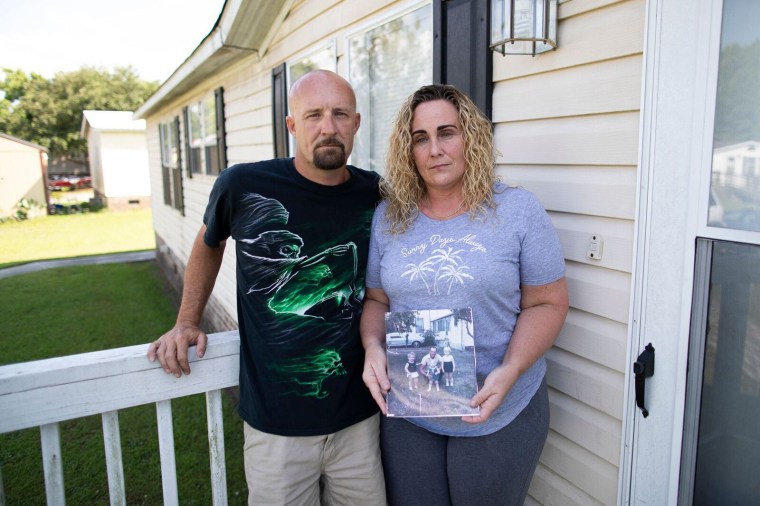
[493,55,642,123]
[540,431,618,505]
[228,145,276,166]
[226,126,273,149]
[225,91,270,119]
[529,463,603,506]
[270,0,342,50]
[549,388,621,465]
[226,109,272,133]
[566,261,630,323]
[546,347,624,419]
[556,308,628,372]
[551,213,634,271]
[222,74,268,104]
[558,0,623,19]
[494,112,640,166]
[502,165,636,220]
[493,0,644,81]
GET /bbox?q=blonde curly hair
[381,84,498,234]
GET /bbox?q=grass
[0,217,246,504]
[0,207,155,269]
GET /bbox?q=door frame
[620,0,722,503]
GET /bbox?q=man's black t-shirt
[203,158,380,436]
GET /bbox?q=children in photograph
[441,346,455,387]
[420,346,443,392]
[405,352,420,390]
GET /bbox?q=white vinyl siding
[492,0,645,504]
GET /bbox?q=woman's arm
[361,287,391,414]
[464,277,569,423]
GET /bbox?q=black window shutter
[173,116,185,215]
[182,106,193,178]
[271,63,289,159]
[214,87,228,171]
[433,0,492,119]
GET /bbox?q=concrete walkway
[0,250,156,280]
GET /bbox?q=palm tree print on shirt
[402,246,473,295]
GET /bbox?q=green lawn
[0,208,156,269]
[0,215,246,504]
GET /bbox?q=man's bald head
[288,70,357,111]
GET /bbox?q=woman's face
[410,99,466,194]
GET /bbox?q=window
[159,117,184,213]
[286,43,338,157]
[348,3,433,173]
[288,42,336,86]
[184,87,226,177]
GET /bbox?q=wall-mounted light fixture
[490,0,558,56]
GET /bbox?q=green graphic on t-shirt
[270,348,347,398]
[236,192,367,399]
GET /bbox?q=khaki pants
[244,414,386,506]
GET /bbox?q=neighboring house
[80,110,151,211]
[134,0,760,504]
[0,133,49,217]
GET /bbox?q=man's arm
[147,225,226,377]
[361,287,391,414]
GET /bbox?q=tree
[0,66,159,160]
[714,40,760,147]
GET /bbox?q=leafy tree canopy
[0,66,158,158]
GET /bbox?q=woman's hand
[462,364,518,424]
[362,343,390,415]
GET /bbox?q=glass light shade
[490,0,558,56]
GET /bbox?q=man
[147,70,385,505]
[420,347,443,392]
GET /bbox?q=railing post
[1,460,6,506]
[40,423,65,505]
[206,389,228,506]
[156,400,179,506]
[102,411,126,506]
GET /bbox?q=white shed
[0,133,49,218]
[80,110,151,211]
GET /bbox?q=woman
[361,84,569,505]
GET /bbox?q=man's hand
[147,321,208,377]
[362,344,390,415]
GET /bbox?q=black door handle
[633,343,655,417]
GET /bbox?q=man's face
[286,74,360,171]
[429,347,437,358]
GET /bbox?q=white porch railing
[0,330,240,506]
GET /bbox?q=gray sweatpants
[380,379,549,506]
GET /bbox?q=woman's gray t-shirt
[366,184,565,436]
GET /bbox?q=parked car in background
[67,176,92,189]
[48,176,73,191]
[47,175,92,191]
[386,331,425,348]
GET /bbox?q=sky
[0,0,226,83]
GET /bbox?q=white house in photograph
[80,110,151,211]
[2,0,758,504]
[0,133,48,218]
